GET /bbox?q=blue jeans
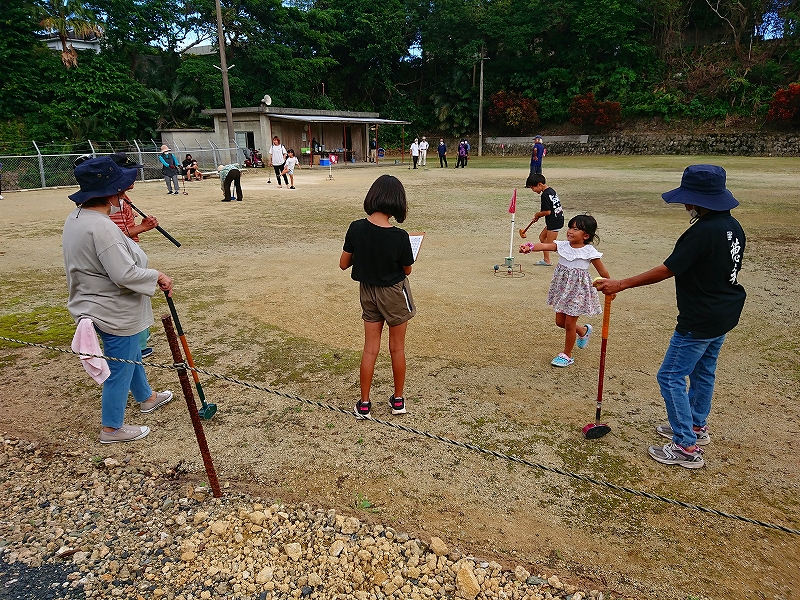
[96,328,153,429]
[656,330,726,448]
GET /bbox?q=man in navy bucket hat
[595,165,746,469]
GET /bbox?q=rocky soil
[0,434,617,600]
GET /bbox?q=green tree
[28,51,156,140]
[148,81,200,128]
[35,0,102,67]
[0,0,53,119]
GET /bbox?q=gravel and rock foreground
[0,434,626,600]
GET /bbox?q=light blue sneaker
[551,353,574,367]
[576,324,593,349]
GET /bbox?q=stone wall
[481,133,800,157]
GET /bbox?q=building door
[235,131,255,151]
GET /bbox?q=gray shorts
[360,278,416,326]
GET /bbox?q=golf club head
[582,423,611,439]
[198,403,218,420]
[519,228,527,238]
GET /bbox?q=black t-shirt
[663,210,746,338]
[541,187,564,230]
[343,218,414,286]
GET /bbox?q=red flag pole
[508,188,517,260]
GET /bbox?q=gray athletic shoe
[140,390,173,413]
[99,424,150,444]
[656,423,711,445]
[648,442,705,469]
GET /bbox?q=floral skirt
[546,263,602,317]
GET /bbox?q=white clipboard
[409,232,425,261]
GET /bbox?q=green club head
[198,403,217,420]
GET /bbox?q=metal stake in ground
[164,291,218,419]
[583,288,613,439]
[161,314,221,497]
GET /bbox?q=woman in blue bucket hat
[63,156,175,444]
[595,165,746,469]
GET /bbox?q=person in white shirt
[269,136,289,187]
[419,137,429,166]
[410,138,420,169]
[281,149,299,189]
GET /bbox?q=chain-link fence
[0,139,245,193]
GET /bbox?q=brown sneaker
[140,390,173,414]
[99,424,150,444]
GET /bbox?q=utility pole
[215,0,236,163]
[477,45,488,157]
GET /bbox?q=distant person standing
[158,145,182,195]
[456,140,467,168]
[369,138,377,163]
[419,137,429,166]
[530,135,545,174]
[281,149,299,189]
[437,138,448,168]
[269,136,289,187]
[410,138,420,169]
[463,138,470,166]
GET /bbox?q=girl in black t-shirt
[340,175,416,419]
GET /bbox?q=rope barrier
[2,334,798,536]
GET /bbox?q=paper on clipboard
[409,232,425,261]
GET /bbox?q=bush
[766,84,800,124]
[568,92,621,131]
[488,91,540,134]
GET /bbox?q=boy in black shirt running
[526,173,564,266]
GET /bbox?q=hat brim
[661,186,739,210]
[68,166,138,204]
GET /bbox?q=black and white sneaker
[648,442,705,469]
[656,423,711,445]
[353,401,371,419]
[389,395,407,415]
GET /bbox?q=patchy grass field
[1,155,798,599]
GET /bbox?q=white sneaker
[100,424,150,444]
[140,390,173,413]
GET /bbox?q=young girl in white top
[521,214,611,367]
[281,149,299,189]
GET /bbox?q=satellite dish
[261,94,272,106]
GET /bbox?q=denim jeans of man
[656,330,726,448]
[96,328,153,429]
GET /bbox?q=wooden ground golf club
[164,292,217,419]
[583,290,613,439]
[519,218,536,238]
[124,199,181,247]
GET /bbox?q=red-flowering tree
[488,91,540,134]
[568,93,621,131]
[766,84,800,124]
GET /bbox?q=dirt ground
[1,156,798,600]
